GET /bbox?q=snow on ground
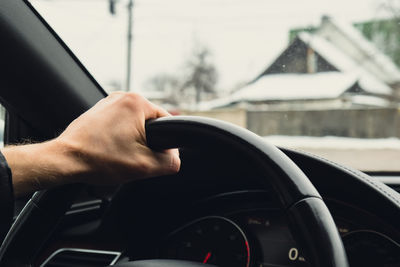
[263,135,400,171]
[263,135,400,150]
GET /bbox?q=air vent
[41,248,121,267]
[66,199,103,215]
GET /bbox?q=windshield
[30,0,400,172]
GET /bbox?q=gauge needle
[202,252,212,264]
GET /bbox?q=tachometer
[342,230,400,267]
[159,216,250,267]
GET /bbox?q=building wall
[181,108,400,138]
[246,98,349,111]
[247,108,400,138]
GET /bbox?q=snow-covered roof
[298,32,356,72]
[350,95,390,107]
[318,17,400,84]
[200,17,397,111]
[199,71,393,110]
[357,74,392,95]
[234,72,355,101]
[298,32,392,96]
[199,72,358,110]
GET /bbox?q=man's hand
[2,92,181,197]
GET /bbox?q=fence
[182,108,400,138]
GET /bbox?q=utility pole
[126,0,134,91]
[109,0,134,92]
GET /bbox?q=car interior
[0,1,399,267]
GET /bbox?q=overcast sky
[30,0,390,94]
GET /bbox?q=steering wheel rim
[0,116,348,267]
[145,116,348,267]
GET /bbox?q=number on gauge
[159,216,250,267]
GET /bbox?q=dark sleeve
[0,151,14,242]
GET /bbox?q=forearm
[1,140,84,197]
[0,93,180,198]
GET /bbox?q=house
[201,16,400,111]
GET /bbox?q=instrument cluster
[159,209,400,267]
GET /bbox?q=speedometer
[159,216,251,267]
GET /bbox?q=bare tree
[143,44,219,107]
[181,46,218,104]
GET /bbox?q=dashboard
[1,1,400,266]
[156,202,400,267]
[34,147,400,267]
[37,190,400,267]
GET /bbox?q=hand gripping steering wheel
[0,116,349,267]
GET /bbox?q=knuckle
[107,91,125,100]
[125,92,145,102]
[112,93,139,111]
[119,93,148,111]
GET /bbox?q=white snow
[350,95,389,107]
[198,71,393,110]
[199,72,357,110]
[263,135,400,150]
[298,32,392,95]
[264,135,400,171]
[233,72,356,101]
[321,17,400,84]
[299,32,356,72]
[357,74,392,95]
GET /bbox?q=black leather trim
[283,148,400,231]
[285,148,400,206]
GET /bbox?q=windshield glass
[30,0,400,172]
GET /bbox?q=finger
[150,101,171,118]
[113,92,170,120]
[148,148,181,177]
[143,98,171,119]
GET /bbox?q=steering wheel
[0,116,348,267]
